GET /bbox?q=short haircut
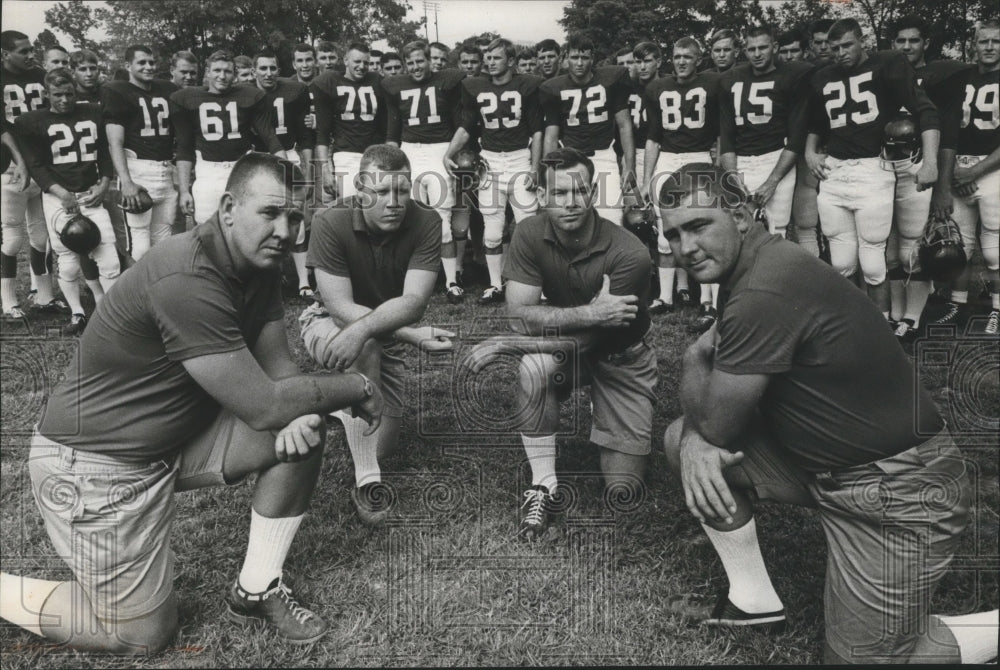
[1,30,29,51]
[777,29,805,48]
[979,19,1000,33]
[43,67,75,90]
[254,48,278,66]
[370,49,383,58]
[810,19,836,38]
[892,15,930,40]
[45,45,69,56]
[674,36,703,55]
[429,42,450,53]
[535,38,561,55]
[746,25,775,42]
[382,51,402,63]
[293,43,315,57]
[487,38,517,60]
[69,49,99,68]
[565,33,596,54]
[657,162,748,211]
[710,29,738,46]
[346,41,369,54]
[633,41,662,60]
[226,152,305,199]
[124,44,154,63]
[829,18,864,42]
[517,47,537,61]
[206,49,234,68]
[539,148,595,189]
[402,40,429,59]
[615,46,633,58]
[234,55,253,70]
[316,40,337,53]
[458,42,481,59]
[359,143,411,173]
[171,50,198,69]
[474,36,492,49]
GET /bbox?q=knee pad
[1,223,25,257]
[56,250,81,283]
[858,252,887,285]
[94,243,121,280]
[982,239,999,271]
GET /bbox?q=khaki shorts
[726,423,970,663]
[28,412,267,621]
[298,302,407,418]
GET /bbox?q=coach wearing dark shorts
[466,148,657,541]
[0,153,384,653]
[658,163,998,664]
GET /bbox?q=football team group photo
[0,0,997,665]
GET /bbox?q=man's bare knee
[103,593,178,655]
[518,353,561,398]
[662,418,683,473]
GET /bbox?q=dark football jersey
[170,85,282,162]
[75,86,102,104]
[906,60,973,151]
[256,79,313,152]
[808,50,939,159]
[720,61,813,156]
[952,67,1000,156]
[626,75,652,147]
[312,71,385,152]
[645,72,721,153]
[383,69,464,144]
[460,74,543,152]
[540,66,630,152]
[3,65,47,122]
[1,116,12,173]
[101,80,179,161]
[15,103,111,192]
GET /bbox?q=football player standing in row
[806,18,940,318]
[384,41,465,301]
[102,45,179,261]
[885,16,972,343]
[41,45,69,71]
[449,42,486,290]
[517,48,538,76]
[707,30,739,74]
[535,39,562,80]
[1,30,62,318]
[720,26,812,238]
[16,68,120,334]
[541,33,634,224]
[775,29,805,63]
[445,38,543,304]
[171,50,284,225]
[644,37,722,333]
[942,21,1000,334]
[170,50,200,89]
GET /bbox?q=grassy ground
[0,255,997,668]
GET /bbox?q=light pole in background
[423,1,441,42]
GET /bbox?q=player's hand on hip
[413,326,455,352]
[57,190,80,214]
[443,156,458,177]
[914,162,938,192]
[274,414,326,462]
[753,178,778,206]
[179,191,195,216]
[589,274,638,327]
[77,186,104,208]
[322,321,369,371]
[952,166,978,192]
[350,384,384,436]
[679,429,744,525]
[11,163,29,192]
[805,151,829,181]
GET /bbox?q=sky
[1,0,570,50]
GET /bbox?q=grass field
[1,255,997,668]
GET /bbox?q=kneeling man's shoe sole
[667,592,786,634]
[227,577,328,644]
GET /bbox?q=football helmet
[880,117,922,171]
[918,215,966,282]
[119,187,154,214]
[59,213,102,255]
[451,148,491,191]
[623,203,658,253]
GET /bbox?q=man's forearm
[329,294,429,341]
[920,129,940,168]
[509,302,606,335]
[177,160,193,193]
[767,149,798,183]
[106,125,133,186]
[261,372,370,429]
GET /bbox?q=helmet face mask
[880,117,922,171]
[918,215,967,282]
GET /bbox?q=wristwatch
[351,371,375,399]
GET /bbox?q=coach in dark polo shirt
[658,163,997,664]
[299,143,453,525]
[0,153,383,653]
[466,147,657,541]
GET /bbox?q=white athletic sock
[0,573,62,636]
[485,252,504,288]
[952,290,968,305]
[903,280,932,327]
[993,293,999,311]
[238,510,304,593]
[708,283,719,307]
[937,610,999,663]
[521,433,557,492]
[454,238,467,274]
[57,278,84,315]
[676,269,689,291]
[657,268,675,303]
[334,409,381,487]
[32,272,53,304]
[292,251,309,289]
[441,256,457,285]
[890,279,906,321]
[701,518,783,614]
[1,278,17,311]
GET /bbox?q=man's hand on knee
[679,427,744,525]
[274,414,327,462]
